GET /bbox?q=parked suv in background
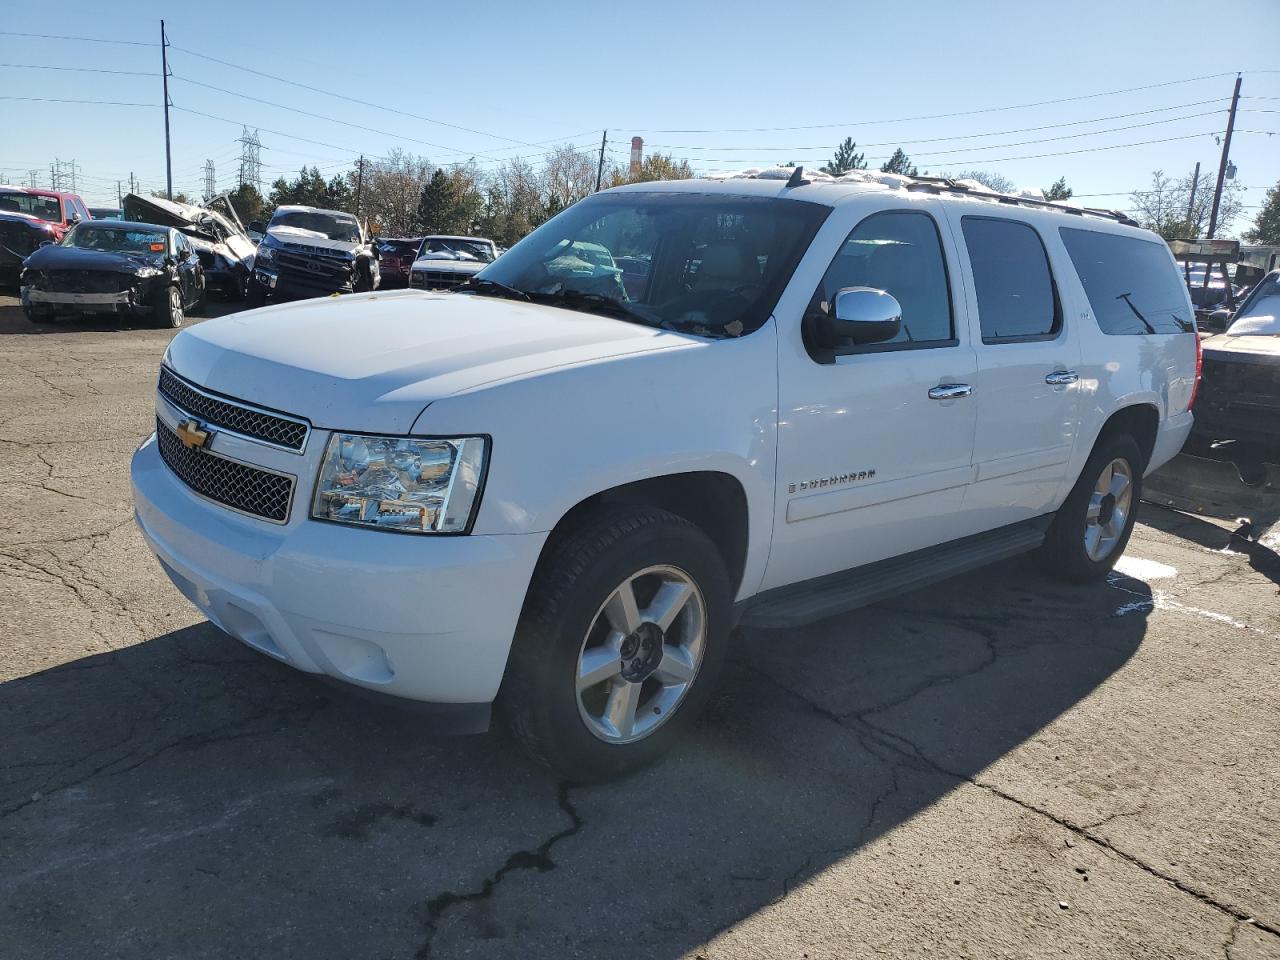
[132,171,1196,780]
[408,235,497,290]
[247,205,378,306]
[0,187,92,287]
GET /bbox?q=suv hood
[164,290,697,433]
[25,244,165,275]
[267,225,359,254]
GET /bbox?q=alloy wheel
[575,564,707,744]
[1084,457,1133,561]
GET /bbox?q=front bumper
[21,284,156,315]
[131,435,546,709]
[254,264,354,298]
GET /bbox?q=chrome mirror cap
[832,286,902,344]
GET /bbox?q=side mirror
[1204,308,1232,333]
[828,286,902,344]
[69,213,82,225]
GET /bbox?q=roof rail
[904,177,1139,227]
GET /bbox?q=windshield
[269,210,361,243]
[62,224,168,255]
[0,191,62,222]
[472,192,829,337]
[419,238,494,263]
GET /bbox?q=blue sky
[2,0,1278,234]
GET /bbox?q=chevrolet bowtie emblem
[175,418,211,450]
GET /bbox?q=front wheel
[1042,433,1143,582]
[156,284,184,328]
[500,506,732,781]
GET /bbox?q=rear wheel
[1042,433,1143,581]
[500,506,732,781]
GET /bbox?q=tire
[245,278,268,309]
[353,261,374,293]
[155,284,184,329]
[1042,432,1144,582]
[23,306,54,324]
[499,506,732,782]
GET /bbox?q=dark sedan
[376,236,424,289]
[20,220,204,328]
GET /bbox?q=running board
[739,515,1052,629]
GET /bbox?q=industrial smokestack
[630,137,643,177]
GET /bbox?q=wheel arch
[1094,402,1160,472]
[533,471,751,598]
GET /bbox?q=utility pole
[117,180,123,208]
[161,19,173,201]
[50,160,60,191]
[595,130,607,192]
[1185,161,1200,237]
[354,155,366,217]
[27,169,40,189]
[129,172,138,196]
[1207,73,1241,239]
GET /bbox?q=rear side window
[811,210,954,351]
[1059,227,1193,335]
[961,217,1060,343]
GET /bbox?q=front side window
[476,192,829,338]
[962,217,1060,343]
[1059,227,1193,335]
[809,210,954,351]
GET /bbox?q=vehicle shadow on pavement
[1140,501,1280,587]
[0,558,1151,960]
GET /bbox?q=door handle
[928,383,973,400]
[1045,370,1079,386]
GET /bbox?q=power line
[649,108,1229,160]
[0,29,157,46]
[168,43,553,150]
[645,99,1230,152]
[0,95,156,107]
[0,63,156,77]
[631,71,1245,133]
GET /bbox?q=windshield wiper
[532,288,658,327]
[456,277,530,302]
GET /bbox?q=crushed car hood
[267,225,359,254]
[23,244,164,275]
[164,290,698,433]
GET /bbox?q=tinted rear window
[961,217,1060,342]
[1059,227,1192,335]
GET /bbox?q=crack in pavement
[744,657,1280,944]
[414,781,583,958]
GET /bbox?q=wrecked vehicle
[248,206,378,306]
[376,236,424,289]
[407,235,497,290]
[0,187,92,287]
[20,219,204,327]
[123,193,256,300]
[1194,269,1280,453]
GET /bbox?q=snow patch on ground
[1112,556,1178,580]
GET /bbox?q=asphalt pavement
[1,293,1277,959]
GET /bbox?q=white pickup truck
[131,171,1198,780]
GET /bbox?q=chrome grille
[158,368,309,451]
[155,418,294,523]
[410,270,468,291]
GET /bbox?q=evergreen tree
[879,148,918,177]
[1043,177,1073,201]
[1244,179,1280,244]
[822,137,867,176]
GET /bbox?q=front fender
[413,321,781,599]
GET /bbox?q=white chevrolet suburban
[131,170,1198,780]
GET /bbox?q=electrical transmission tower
[49,159,79,192]
[237,127,263,190]
[27,169,41,189]
[204,159,216,200]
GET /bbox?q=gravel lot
[1,292,1278,960]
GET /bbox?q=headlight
[255,243,275,264]
[311,433,487,534]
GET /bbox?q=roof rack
[904,177,1139,227]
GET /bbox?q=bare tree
[950,170,1015,193]
[542,144,598,213]
[359,149,433,236]
[1129,169,1244,239]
